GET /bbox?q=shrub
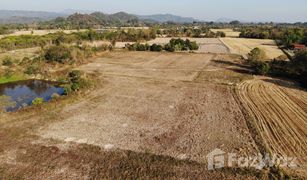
[71,83,80,91]
[253,61,271,75]
[51,93,60,99]
[44,45,72,63]
[24,65,39,75]
[2,56,13,66]
[32,98,44,105]
[150,44,163,52]
[62,84,72,95]
[248,48,267,61]
[68,70,81,83]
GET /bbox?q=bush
[24,65,39,75]
[248,48,267,61]
[32,98,44,105]
[2,56,13,66]
[62,84,72,95]
[44,45,72,63]
[253,61,271,75]
[150,44,163,52]
[68,70,81,83]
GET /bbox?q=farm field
[0,51,265,179]
[0,29,87,39]
[148,38,230,54]
[237,77,307,177]
[211,28,241,37]
[220,38,285,59]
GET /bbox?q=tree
[44,45,72,63]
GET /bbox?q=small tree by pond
[32,98,44,106]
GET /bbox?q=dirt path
[237,77,307,176]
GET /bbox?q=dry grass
[0,47,40,64]
[237,77,307,177]
[0,29,87,39]
[211,29,241,38]
[220,38,285,59]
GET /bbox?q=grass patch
[0,74,29,84]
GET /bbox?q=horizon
[0,0,306,23]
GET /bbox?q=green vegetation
[126,38,199,52]
[0,74,27,84]
[165,38,199,51]
[1,56,14,66]
[44,45,72,63]
[248,48,267,61]
[247,48,307,87]
[32,98,44,105]
[240,27,307,47]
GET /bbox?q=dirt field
[0,51,266,179]
[237,77,307,177]
[148,38,230,54]
[220,38,285,59]
[211,29,241,38]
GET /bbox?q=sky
[0,0,307,22]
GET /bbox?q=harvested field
[39,52,257,163]
[221,38,285,59]
[0,51,264,178]
[0,29,87,38]
[237,77,307,176]
[211,29,241,38]
[148,38,229,54]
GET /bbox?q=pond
[0,80,65,112]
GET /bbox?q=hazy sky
[0,0,307,22]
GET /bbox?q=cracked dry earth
[1,51,267,179]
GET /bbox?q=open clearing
[0,51,264,179]
[40,52,257,161]
[211,29,241,38]
[237,77,307,176]
[221,38,285,59]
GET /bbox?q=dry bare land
[148,38,230,54]
[237,77,307,177]
[0,51,266,179]
[220,38,285,59]
[211,29,241,38]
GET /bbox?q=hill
[138,14,199,23]
[0,10,66,24]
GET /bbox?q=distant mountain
[138,14,199,23]
[0,10,66,23]
[0,10,201,25]
[216,17,235,23]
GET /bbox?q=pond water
[0,80,65,112]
